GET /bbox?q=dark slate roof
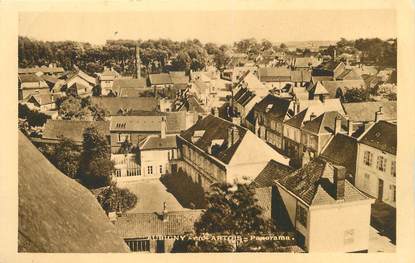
[18,132,129,252]
[276,158,369,206]
[284,109,307,128]
[251,94,292,122]
[178,96,206,114]
[140,135,177,150]
[113,78,147,90]
[302,111,348,134]
[114,210,202,238]
[166,111,190,133]
[42,120,110,143]
[314,60,343,72]
[258,67,291,82]
[290,70,311,82]
[180,115,248,164]
[359,120,397,155]
[234,88,256,107]
[170,71,189,84]
[343,101,397,123]
[321,134,358,176]
[149,73,172,85]
[253,159,295,188]
[91,97,158,115]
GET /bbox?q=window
[296,205,307,227]
[344,229,355,244]
[127,169,140,176]
[118,133,130,142]
[377,156,387,172]
[159,165,163,174]
[391,161,396,177]
[363,151,373,166]
[114,169,121,177]
[390,185,396,202]
[147,166,153,175]
[126,239,150,252]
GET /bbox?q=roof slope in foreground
[18,131,129,252]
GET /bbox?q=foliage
[18,103,50,127]
[160,169,206,209]
[79,127,114,188]
[343,88,372,103]
[58,95,107,121]
[173,182,289,252]
[95,182,138,214]
[386,92,397,101]
[39,137,81,179]
[118,139,133,155]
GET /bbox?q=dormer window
[191,130,205,143]
[265,104,273,113]
[116,123,127,129]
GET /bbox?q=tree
[95,182,138,214]
[174,183,289,252]
[18,103,50,127]
[58,95,90,120]
[171,51,191,72]
[343,88,372,103]
[79,127,114,188]
[39,137,81,179]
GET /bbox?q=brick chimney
[333,165,346,201]
[162,202,168,222]
[160,116,167,139]
[213,107,219,117]
[227,126,240,148]
[375,106,384,122]
[334,114,342,134]
[310,112,317,121]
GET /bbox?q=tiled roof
[180,115,248,164]
[320,80,366,98]
[343,101,397,123]
[321,134,358,176]
[166,111,190,133]
[113,78,147,90]
[314,61,343,72]
[19,74,43,83]
[235,88,256,107]
[140,135,177,150]
[359,120,397,155]
[258,67,291,82]
[336,68,362,81]
[302,111,348,134]
[114,210,202,238]
[290,70,312,82]
[284,109,307,128]
[18,132,129,252]
[118,88,148,97]
[18,66,64,74]
[91,97,158,115]
[276,158,369,206]
[28,93,61,106]
[110,115,164,132]
[69,82,89,94]
[149,73,172,85]
[42,120,110,143]
[178,96,206,114]
[170,71,189,84]
[253,159,294,188]
[293,57,321,68]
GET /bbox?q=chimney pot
[334,114,342,134]
[375,106,384,122]
[347,119,353,136]
[160,116,167,139]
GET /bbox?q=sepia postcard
[0,0,414,262]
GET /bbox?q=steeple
[135,45,141,79]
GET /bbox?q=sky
[18,10,396,45]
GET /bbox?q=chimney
[162,202,168,222]
[213,107,219,117]
[347,119,353,136]
[227,126,239,148]
[334,115,342,134]
[333,165,346,201]
[375,106,384,122]
[232,116,241,126]
[310,112,316,121]
[160,116,167,139]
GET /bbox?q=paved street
[368,227,396,253]
[117,179,188,214]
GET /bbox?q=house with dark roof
[274,158,374,252]
[355,121,397,208]
[282,99,345,161]
[18,132,129,252]
[342,101,397,137]
[245,94,292,151]
[177,115,289,191]
[113,208,202,252]
[26,93,61,112]
[18,74,50,100]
